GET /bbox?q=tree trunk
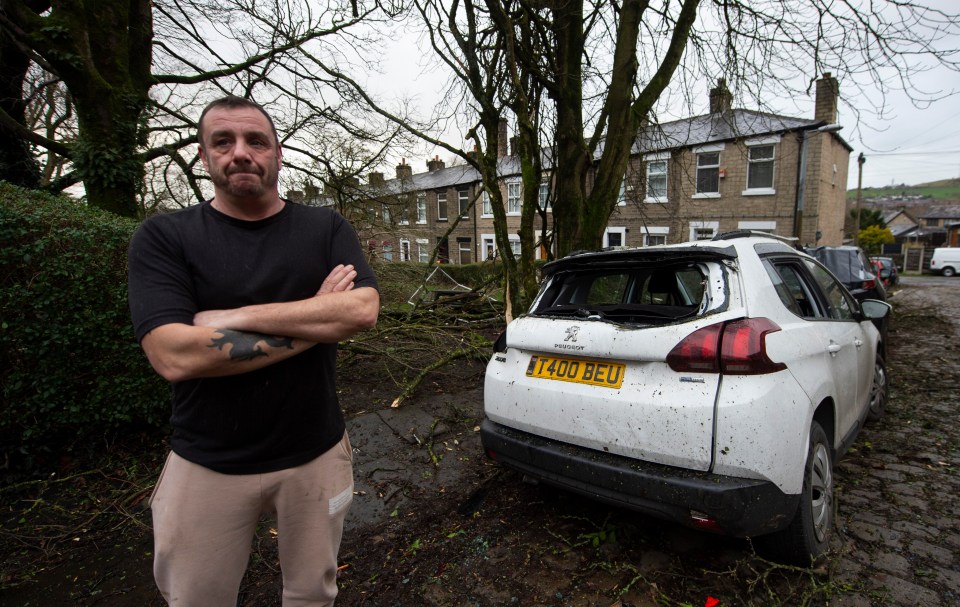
[0,36,41,188]
[3,0,154,217]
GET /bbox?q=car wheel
[867,353,887,422]
[943,267,956,278]
[755,421,834,565]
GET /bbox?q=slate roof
[920,205,960,219]
[377,109,848,190]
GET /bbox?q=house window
[689,221,719,241]
[398,198,409,225]
[481,190,493,217]
[617,179,627,206]
[747,144,775,190]
[383,242,393,261]
[539,182,551,211]
[604,227,626,248]
[642,226,669,246]
[507,181,521,214]
[381,203,391,224]
[400,239,411,261]
[508,236,521,257]
[458,189,470,219]
[457,237,472,264]
[437,192,447,221]
[416,238,430,263]
[416,193,427,224]
[696,152,720,195]
[645,158,668,202]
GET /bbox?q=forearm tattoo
[208,329,295,361]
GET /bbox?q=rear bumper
[481,419,799,538]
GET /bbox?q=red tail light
[665,323,723,372]
[862,279,876,291]
[667,318,786,375]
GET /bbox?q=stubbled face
[198,106,281,202]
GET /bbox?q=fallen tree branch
[390,347,488,409]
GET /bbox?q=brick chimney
[815,72,839,123]
[285,189,304,203]
[427,155,445,172]
[509,136,519,156]
[709,78,732,113]
[497,118,509,157]
[395,159,413,181]
[368,171,385,187]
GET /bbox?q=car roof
[543,235,803,276]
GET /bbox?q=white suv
[482,233,891,564]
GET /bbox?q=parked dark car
[870,256,899,288]
[806,246,887,302]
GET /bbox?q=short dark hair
[197,96,279,148]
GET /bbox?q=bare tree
[0,0,412,217]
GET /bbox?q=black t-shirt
[128,201,378,474]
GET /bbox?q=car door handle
[827,343,842,355]
[854,338,863,349]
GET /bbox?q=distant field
[848,178,960,201]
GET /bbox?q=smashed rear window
[531,264,715,325]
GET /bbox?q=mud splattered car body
[482,233,891,563]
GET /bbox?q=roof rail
[711,230,800,246]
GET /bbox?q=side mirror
[860,299,891,320]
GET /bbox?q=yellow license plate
[525,355,625,389]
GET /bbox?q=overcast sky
[373,8,959,191]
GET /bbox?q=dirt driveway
[332,278,960,607]
[1,279,958,606]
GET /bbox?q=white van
[930,247,960,277]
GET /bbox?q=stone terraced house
[291,74,852,263]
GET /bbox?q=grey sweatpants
[150,432,354,606]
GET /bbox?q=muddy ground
[1,278,958,606]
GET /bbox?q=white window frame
[457,238,472,264]
[416,192,427,224]
[416,238,430,263]
[399,239,411,261]
[437,192,448,221]
[508,235,521,257]
[688,221,719,241]
[641,226,670,247]
[481,190,493,217]
[539,182,551,211]
[617,179,627,206]
[458,189,470,219]
[507,180,521,215]
[603,226,627,248]
[481,235,496,260]
[382,242,393,261]
[644,152,669,203]
[481,233,521,259]
[693,143,724,199]
[743,136,779,196]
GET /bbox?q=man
[128,95,379,606]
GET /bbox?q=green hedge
[0,183,168,467]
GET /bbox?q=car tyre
[943,267,956,278]
[867,353,887,422]
[755,421,834,565]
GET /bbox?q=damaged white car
[482,232,890,564]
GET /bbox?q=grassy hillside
[848,178,960,202]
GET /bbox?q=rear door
[762,257,871,441]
